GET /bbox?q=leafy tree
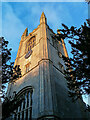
[1,37,13,99]
[2,94,23,119]
[56,21,90,109]
[0,37,22,119]
[1,37,22,98]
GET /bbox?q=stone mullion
[24,93,27,120]
[28,92,31,107]
[20,100,23,119]
[28,109,30,119]
[25,92,28,109]
[24,110,26,120]
[28,92,30,119]
[17,106,20,120]
[30,90,33,120]
[20,112,22,120]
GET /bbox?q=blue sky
[1,2,88,62]
[1,2,89,104]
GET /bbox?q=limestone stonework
[7,12,89,120]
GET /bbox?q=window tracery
[11,87,33,120]
[26,36,36,53]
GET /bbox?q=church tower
[7,12,89,120]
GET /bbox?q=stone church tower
[7,12,89,119]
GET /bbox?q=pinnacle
[22,28,28,36]
[41,12,46,18]
[40,12,47,24]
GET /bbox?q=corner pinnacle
[40,12,47,24]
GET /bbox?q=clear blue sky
[1,2,89,104]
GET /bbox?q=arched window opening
[11,86,33,120]
[26,36,36,53]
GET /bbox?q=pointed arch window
[26,36,36,53]
[11,86,33,120]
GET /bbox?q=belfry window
[26,36,36,53]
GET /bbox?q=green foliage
[56,20,90,107]
[1,37,22,119]
[1,37,22,98]
[2,37,13,83]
